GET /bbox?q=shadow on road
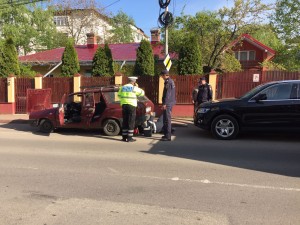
[141,124,300,178]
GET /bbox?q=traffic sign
[163,54,172,71]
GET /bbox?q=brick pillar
[34,74,43,89]
[158,76,164,104]
[73,73,81,102]
[7,74,16,114]
[114,72,123,86]
[209,70,218,101]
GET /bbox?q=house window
[85,70,92,77]
[54,16,68,26]
[235,51,256,61]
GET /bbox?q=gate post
[34,74,43,89]
[73,73,81,102]
[158,76,164,104]
[209,70,218,101]
[114,72,123,85]
[7,74,15,114]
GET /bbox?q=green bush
[0,38,20,77]
[61,39,80,77]
[92,44,114,76]
[177,35,202,75]
[134,40,155,76]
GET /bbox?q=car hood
[29,108,57,119]
[200,98,241,107]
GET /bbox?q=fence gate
[15,78,34,114]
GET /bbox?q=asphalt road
[0,121,299,225]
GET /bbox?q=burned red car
[29,86,154,136]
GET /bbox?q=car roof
[270,80,300,84]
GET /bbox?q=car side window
[259,83,293,100]
[290,84,299,99]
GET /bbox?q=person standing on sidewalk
[161,70,176,141]
[118,77,145,142]
[196,77,213,106]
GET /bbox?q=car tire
[39,119,54,133]
[103,119,121,136]
[211,115,239,140]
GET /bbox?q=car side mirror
[254,93,267,102]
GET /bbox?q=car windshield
[239,84,269,99]
[102,91,149,104]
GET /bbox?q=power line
[0,0,46,8]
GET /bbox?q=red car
[29,86,154,136]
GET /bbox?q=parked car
[194,80,300,140]
[29,86,154,136]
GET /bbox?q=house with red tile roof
[227,33,276,71]
[19,29,173,77]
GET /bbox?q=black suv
[194,80,300,140]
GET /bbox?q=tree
[92,44,114,76]
[271,0,300,45]
[104,44,114,75]
[219,53,242,73]
[177,35,202,75]
[134,40,154,76]
[0,2,66,55]
[0,38,20,77]
[110,10,135,43]
[61,39,80,77]
[169,0,270,71]
[251,24,299,71]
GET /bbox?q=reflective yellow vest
[118,84,145,107]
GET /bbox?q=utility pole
[165,5,169,56]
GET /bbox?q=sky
[101,0,276,36]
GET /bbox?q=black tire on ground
[39,119,54,133]
[103,119,121,136]
[211,114,239,140]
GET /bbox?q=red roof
[19,43,174,64]
[228,33,276,55]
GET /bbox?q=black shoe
[127,138,136,142]
[121,138,127,142]
[161,137,171,141]
[161,135,167,139]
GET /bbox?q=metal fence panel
[43,77,73,103]
[171,75,203,104]
[0,78,7,103]
[217,71,300,99]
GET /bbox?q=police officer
[118,77,145,142]
[196,77,213,106]
[161,70,176,141]
[192,80,200,110]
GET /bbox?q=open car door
[81,93,95,126]
[58,94,67,126]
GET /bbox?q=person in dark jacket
[197,77,213,106]
[161,70,176,141]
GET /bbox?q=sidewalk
[0,114,29,124]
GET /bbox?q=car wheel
[103,119,121,136]
[39,119,54,133]
[211,115,239,140]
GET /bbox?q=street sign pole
[165,5,169,56]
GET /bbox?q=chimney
[150,28,161,44]
[86,33,97,48]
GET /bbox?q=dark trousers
[163,106,173,139]
[122,104,136,140]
